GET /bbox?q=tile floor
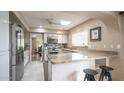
[21,61,44,81]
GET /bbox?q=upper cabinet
[47,34,58,39]
[58,34,67,44]
[47,34,67,44]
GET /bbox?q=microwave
[47,37,58,44]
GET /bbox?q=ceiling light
[40,25,43,28]
[60,20,70,25]
[32,28,46,33]
[57,31,62,34]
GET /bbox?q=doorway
[31,33,43,61]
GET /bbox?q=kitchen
[0,11,124,81]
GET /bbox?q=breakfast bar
[47,48,117,81]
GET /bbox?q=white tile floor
[21,61,44,81]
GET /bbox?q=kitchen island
[47,48,117,81]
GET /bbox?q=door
[31,34,43,61]
[32,38,37,61]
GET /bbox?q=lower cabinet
[24,50,30,67]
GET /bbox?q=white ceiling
[16,11,121,32]
[19,11,90,31]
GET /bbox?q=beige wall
[68,19,122,51]
[68,18,124,80]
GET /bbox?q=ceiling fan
[45,18,61,25]
[45,18,71,26]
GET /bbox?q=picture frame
[90,27,101,41]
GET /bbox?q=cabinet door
[58,34,67,44]
[62,34,67,43]
[47,34,58,39]
[58,34,63,43]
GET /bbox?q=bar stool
[99,66,114,81]
[83,69,98,81]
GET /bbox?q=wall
[0,11,10,80]
[68,19,122,51]
[68,18,124,80]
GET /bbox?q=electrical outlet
[103,45,106,48]
[117,44,121,49]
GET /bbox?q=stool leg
[87,74,91,81]
[105,72,108,80]
[84,74,87,81]
[99,70,105,81]
[89,75,92,81]
[107,72,112,81]
[91,75,95,81]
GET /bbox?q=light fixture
[57,31,62,34]
[60,20,70,25]
[39,25,43,28]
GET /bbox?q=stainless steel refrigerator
[11,23,24,81]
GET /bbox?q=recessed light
[39,25,43,28]
[60,20,70,25]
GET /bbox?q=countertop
[47,48,118,64]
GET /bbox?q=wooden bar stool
[99,66,114,81]
[83,69,98,81]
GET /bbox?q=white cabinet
[47,34,58,39]
[62,34,67,43]
[57,34,67,44]
[24,50,30,66]
[47,34,67,44]
[58,34,63,43]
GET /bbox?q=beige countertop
[47,48,118,64]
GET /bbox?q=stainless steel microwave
[47,37,58,44]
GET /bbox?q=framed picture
[90,27,101,41]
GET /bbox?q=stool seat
[99,66,114,71]
[83,69,98,81]
[83,69,98,75]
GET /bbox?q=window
[72,31,88,46]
